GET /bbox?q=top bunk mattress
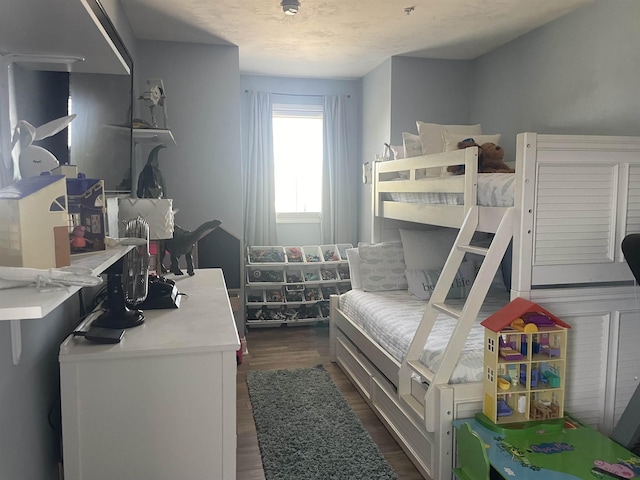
[339,289,509,384]
[387,172,515,207]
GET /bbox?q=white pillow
[406,268,469,301]
[390,145,405,160]
[358,241,407,292]
[405,258,476,300]
[402,132,423,158]
[442,131,502,152]
[345,248,362,290]
[399,228,458,271]
[416,122,482,155]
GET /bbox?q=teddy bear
[447,139,515,174]
[479,142,515,173]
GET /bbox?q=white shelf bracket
[10,320,21,365]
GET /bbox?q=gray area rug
[247,364,398,480]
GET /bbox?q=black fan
[93,217,150,329]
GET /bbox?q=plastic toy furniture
[497,400,512,417]
[453,423,490,480]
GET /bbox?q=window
[272,103,323,216]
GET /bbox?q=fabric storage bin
[247,266,285,283]
[265,288,284,303]
[320,244,340,262]
[338,264,351,280]
[303,246,322,263]
[304,287,322,301]
[303,267,322,283]
[247,246,286,263]
[286,269,304,283]
[336,243,352,260]
[320,267,339,281]
[321,285,339,299]
[285,246,304,263]
[285,284,304,302]
[246,289,265,303]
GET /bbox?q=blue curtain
[322,95,356,244]
[243,91,277,246]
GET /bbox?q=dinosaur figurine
[160,219,221,276]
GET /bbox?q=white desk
[59,269,239,480]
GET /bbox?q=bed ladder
[398,206,514,432]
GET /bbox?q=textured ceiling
[120,0,593,79]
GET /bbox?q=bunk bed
[329,132,640,480]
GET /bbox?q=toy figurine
[160,219,221,276]
[70,225,91,250]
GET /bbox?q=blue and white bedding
[388,173,515,207]
[339,289,509,384]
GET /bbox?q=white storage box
[118,198,174,240]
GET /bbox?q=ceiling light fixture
[281,0,300,15]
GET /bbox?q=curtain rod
[244,90,350,98]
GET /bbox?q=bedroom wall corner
[360,59,392,243]
[471,0,640,157]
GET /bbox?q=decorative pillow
[402,132,423,158]
[345,248,362,290]
[442,131,502,152]
[390,145,405,160]
[469,237,509,292]
[358,241,407,292]
[399,227,459,271]
[406,269,441,300]
[416,122,482,155]
[406,260,475,301]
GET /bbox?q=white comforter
[388,172,515,207]
[339,289,509,384]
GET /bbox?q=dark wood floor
[236,322,425,480]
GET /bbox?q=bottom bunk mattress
[339,289,509,384]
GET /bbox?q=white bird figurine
[11,114,76,178]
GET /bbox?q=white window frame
[272,102,323,222]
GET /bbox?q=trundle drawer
[336,332,374,400]
[371,377,432,473]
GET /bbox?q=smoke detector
[281,0,300,15]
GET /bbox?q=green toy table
[453,414,640,480]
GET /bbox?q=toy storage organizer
[245,245,352,326]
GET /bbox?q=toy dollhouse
[66,176,106,253]
[0,174,70,268]
[481,297,570,425]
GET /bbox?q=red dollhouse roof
[480,297,571,332]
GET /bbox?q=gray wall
[0,299,80,480]
[360,59,392,242]
[389,57,475,145]
[358,56,475,242]
[0,4,140,479]
[136,40,243,242]
[472,0,640,156]
[240,75,362,246]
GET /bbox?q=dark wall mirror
[10,0,134,193]
[69,72,133,192]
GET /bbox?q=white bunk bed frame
[330,132,640,480]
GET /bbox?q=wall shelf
[133,128,176,145]
[0,245,132,364]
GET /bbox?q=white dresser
[59,269,239,480]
